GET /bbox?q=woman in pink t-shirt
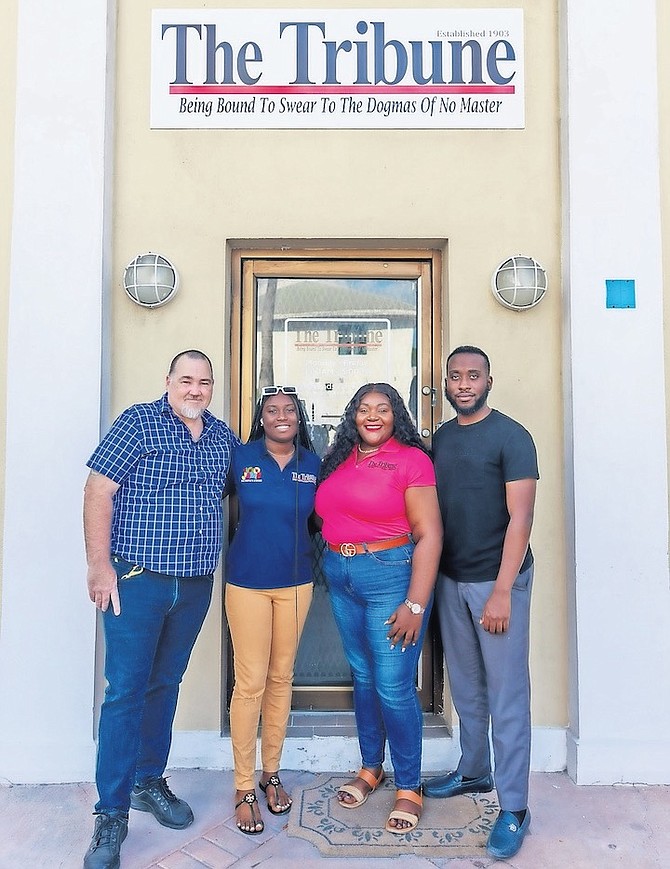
[314,383,442,835]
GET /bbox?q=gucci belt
[327,534,412,557]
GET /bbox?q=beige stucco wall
[0,1,18,616]
[110,0,566,731]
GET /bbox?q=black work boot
[130,776,194,829]
[83,813,128,869]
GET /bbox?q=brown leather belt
[327,534,412,557]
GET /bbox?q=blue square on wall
[606,279,635,309]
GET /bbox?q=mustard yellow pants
[225,582,313,790]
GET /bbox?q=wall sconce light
[491,255,547,311]
[123,253,179,308]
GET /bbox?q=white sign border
[151,8,525,130]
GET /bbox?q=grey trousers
[435,565,533,811]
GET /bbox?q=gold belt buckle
[339,542,357,557]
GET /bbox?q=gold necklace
[267,446,295,459]
[357,444,380,454]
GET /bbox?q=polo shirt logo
[367,460,398,471]
[240,466,262,482]
[292,472,317,484]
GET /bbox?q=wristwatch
[404,598,426,615]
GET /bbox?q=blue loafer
[486,808,531,858]
[422,770,494,798]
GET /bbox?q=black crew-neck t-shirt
[432,409,539,582]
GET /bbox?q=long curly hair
[318,382,428,482]
[248,390,315,452]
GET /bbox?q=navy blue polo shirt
[226,439,320,589]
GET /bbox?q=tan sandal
[337,766,385,808]
[385,788,423,834]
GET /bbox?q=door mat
[287,773,499,857]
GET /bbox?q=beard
[179,403,204,420]
[446,387,490,417]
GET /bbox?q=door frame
[228,245,445,713]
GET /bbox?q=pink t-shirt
[315,437,436,544]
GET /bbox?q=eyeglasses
[260,385,297,396]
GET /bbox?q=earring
[260,420,264,427]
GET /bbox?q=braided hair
[318,382,428,482]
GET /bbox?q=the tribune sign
[151,8,524,130]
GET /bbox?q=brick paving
[1,768,669,868]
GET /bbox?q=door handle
[421,385,437,407]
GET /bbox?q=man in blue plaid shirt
[82,349,239,869]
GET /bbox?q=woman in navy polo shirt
[225,386,319,835]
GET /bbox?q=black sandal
[235,791,264,834]
[259,774,292,815]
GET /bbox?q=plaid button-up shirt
[87,394,239,577]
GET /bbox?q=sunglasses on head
[260,385,297,396]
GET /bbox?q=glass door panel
[256,276,418,444]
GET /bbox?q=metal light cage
[491,255,547,311]
[123,253,179,308]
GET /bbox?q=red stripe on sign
[169,84,515,95]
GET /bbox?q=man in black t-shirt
[424,346,539,861]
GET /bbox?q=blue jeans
[95,556,213,815]
[324,543,431,790]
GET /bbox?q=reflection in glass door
[231,251,443,711]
